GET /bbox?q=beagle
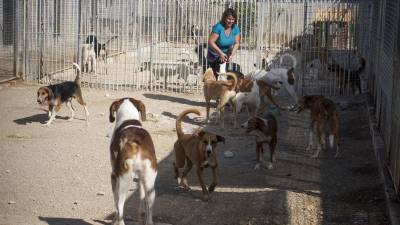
[36,63,89,126]
[173,109,225,201]
[293,95,340,158]
[109,98,157,225]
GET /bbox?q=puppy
[328,57,366,95]
[109,97,157,225]
[293,95,340,158]
[81,43,96,73]
[173,109,225,201]
[37,63,89,126]
[241,114,278,170]
[202,68,237,128]
[233,77,281,127]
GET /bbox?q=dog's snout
[206,149,212,156]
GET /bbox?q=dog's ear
[216,135,225,144]
[129,98,146,121]
[287,68,295,85]
[44,87,53,99]
[109,99,122,123]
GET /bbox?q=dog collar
[120,124,143,131]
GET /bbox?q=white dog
[81,43,96,73]
[108,98,157,225]
[248,53,298,107]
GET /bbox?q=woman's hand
[219,52,228,63]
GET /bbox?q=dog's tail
[176,108,200,138]
[72,63,81,83]
[279,53,297,69]
[225,72,238,90]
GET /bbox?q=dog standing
[202,68,238,129]
[293,95,340,158]
[233,76,282,127]
[81,43,96,73]
[173,109,225,201]
[37,63,89,126]
[109,97,157,225]
[328,57,366,95]
[241,114,278,170]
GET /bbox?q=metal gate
[11,0,372,94]
[0,0,21,82]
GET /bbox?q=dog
[233,74,284,127]
[241,114,278,170]
[328,57,366,95]
[108,97,157,225]
[173,108,225,201]
[139,60,200,84]
[37,63,89,126]
[202,68,237,129]
[293,95,340,158]
[81,43,96,73]
[249,53,298,106]
[85,35,118,60]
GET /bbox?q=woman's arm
[228,35,241,62]
[208,32,227,62]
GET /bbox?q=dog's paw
[208,183,217,193]
[202,193,210,201]
[311,153,319,158]
[265,163,274,170]
[68,117,74,121]
[254,163,261,170]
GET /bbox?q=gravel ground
[0,81,389,225]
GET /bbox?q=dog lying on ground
[202,68,238,129]
[173,108,225,201]
[293,95,340,158]
[241,114,278,170]
[81,43,96,73]
[37,63,89,126]
[328,57,366,95]
[108,97,157,225]
[139,60,200,84]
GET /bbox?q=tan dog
[293,95,340,158]
[173,109,225,201]
[37,63,89,126]
[202,68,237,129]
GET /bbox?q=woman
[207,8,241,79]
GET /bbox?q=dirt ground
[0,81,390,225]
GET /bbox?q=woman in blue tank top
[207,8,241,79]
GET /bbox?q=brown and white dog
[109,98,157,225]
[36,63,89,126]
[293,95,340,158]
[202,68,238,129]
[241,114,278,170]
[173,108,225,201]
[233,76,281,127]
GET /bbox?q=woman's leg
[207,61,220,80]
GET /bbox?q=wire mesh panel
[18,0,373,95]
[0,0,17,81]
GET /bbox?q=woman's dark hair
[220,8,237,28]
